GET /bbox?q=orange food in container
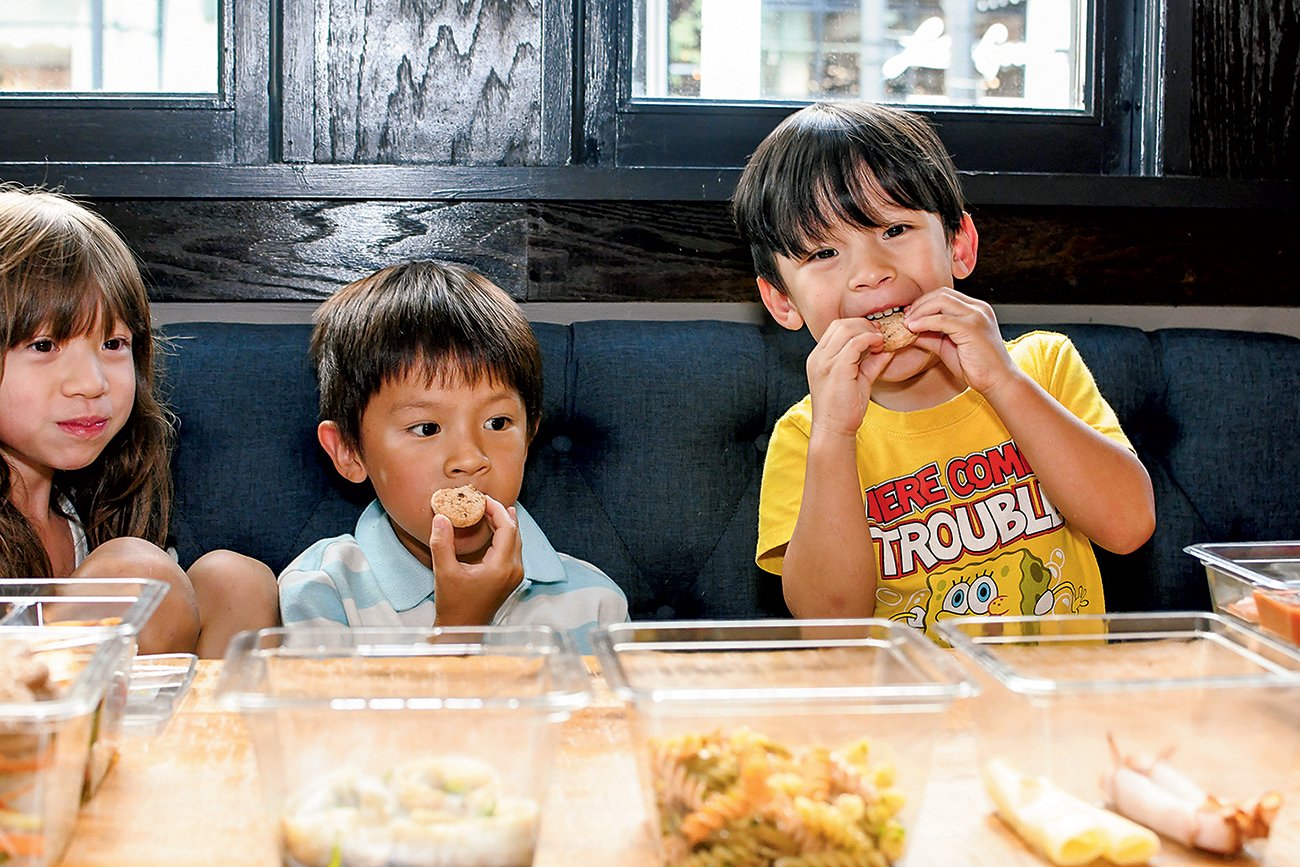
[1253,589,1300,645]
[1186,542,1300,645]
[0,579,169,800]
[0,626,131,867]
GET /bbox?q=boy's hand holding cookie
[904,287,1019,395]
[805,317,896,437]
[428,487,525,627]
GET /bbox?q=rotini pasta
[647,727,908,866]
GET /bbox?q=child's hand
[428,496,525,627]
[805,317,896,437]
[905,287,1018,395]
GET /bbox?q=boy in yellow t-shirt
[732,102,1155,638]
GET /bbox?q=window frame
[0,0,270,165]
[600,0,1174,176]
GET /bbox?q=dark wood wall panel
[98,200,529,301]
[967,206,1294,304]
[1191,0,1300,177]
[313,0,542,164]
[526,202,751,300]
[97,199,1297,307]
[530,202,1298,306]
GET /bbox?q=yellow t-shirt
[757,331,1132,639]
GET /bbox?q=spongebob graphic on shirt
[891,546,1087,636]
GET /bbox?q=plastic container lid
[593,618,976,708]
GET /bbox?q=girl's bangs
[8,276,124,346]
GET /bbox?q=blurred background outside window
[0,0,218,94]
[635,0,1085,110]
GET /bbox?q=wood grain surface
[88,198,1300,307]
[59,656,1300,867]
[309,0,541,165]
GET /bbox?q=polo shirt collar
[357,499,566,614]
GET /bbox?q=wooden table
[61,657,1300,867]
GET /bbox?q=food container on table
[0,578,170,799]
[1186,542,1300,644]
[217,626,590,867]
[0,625,132,866]
[121,652,198,736]
[939,611,1300,860]
[592,619,975,867]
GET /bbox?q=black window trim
[0,0,270,165]
[599,0,1180,177]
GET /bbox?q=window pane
[634,0,1086,110]
[0,0,218,94]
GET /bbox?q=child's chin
[452,523,491,559]
[879,345,934,377]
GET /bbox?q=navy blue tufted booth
[159,320,1300,619]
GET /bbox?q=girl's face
[0,316,137,490]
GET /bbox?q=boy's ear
[757,277,805,332]
[950,212,979,280]
[317,421,369,484]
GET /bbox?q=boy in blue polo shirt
[278,261,627,647]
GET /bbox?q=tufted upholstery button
[655,604,676,620]
[551,435,572,453]
[755,433,769,452]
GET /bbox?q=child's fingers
[905,287,995,334]
[482,506,524,570]
[809,327,879,381]
[428,513,461,576]
[913,332,966,381]
[479,495,512,528]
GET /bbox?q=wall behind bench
[100,199,1300,318]
[4,0,1297,322]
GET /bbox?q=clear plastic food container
[591,619,975,867]
[0,625,132,867]
[0,578,169,799]
[1186,542,1300,643]
[217,626,590,867]
[939,612,1300,860]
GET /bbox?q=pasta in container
[592,620,974,866]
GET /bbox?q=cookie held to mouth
[431,484,487,528]
[873,309,917,352]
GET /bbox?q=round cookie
[431,485,487,528]
[875,310,917,352]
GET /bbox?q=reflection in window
[0,0,218,94]
[636,0,1085,110]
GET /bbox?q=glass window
[0,0,219,94]
[635,0,1086,111]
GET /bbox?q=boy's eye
[103,337,130,351]
[412,422,440,437]
[29,338,55,353]
[882,225,907,239]
[485,416,511,432]
[808,248,837,262]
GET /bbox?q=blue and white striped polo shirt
[278,499,627,651]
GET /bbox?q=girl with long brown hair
[0,186,278,656]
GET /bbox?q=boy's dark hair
[311,260,543,450]
[731,101,967,293]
